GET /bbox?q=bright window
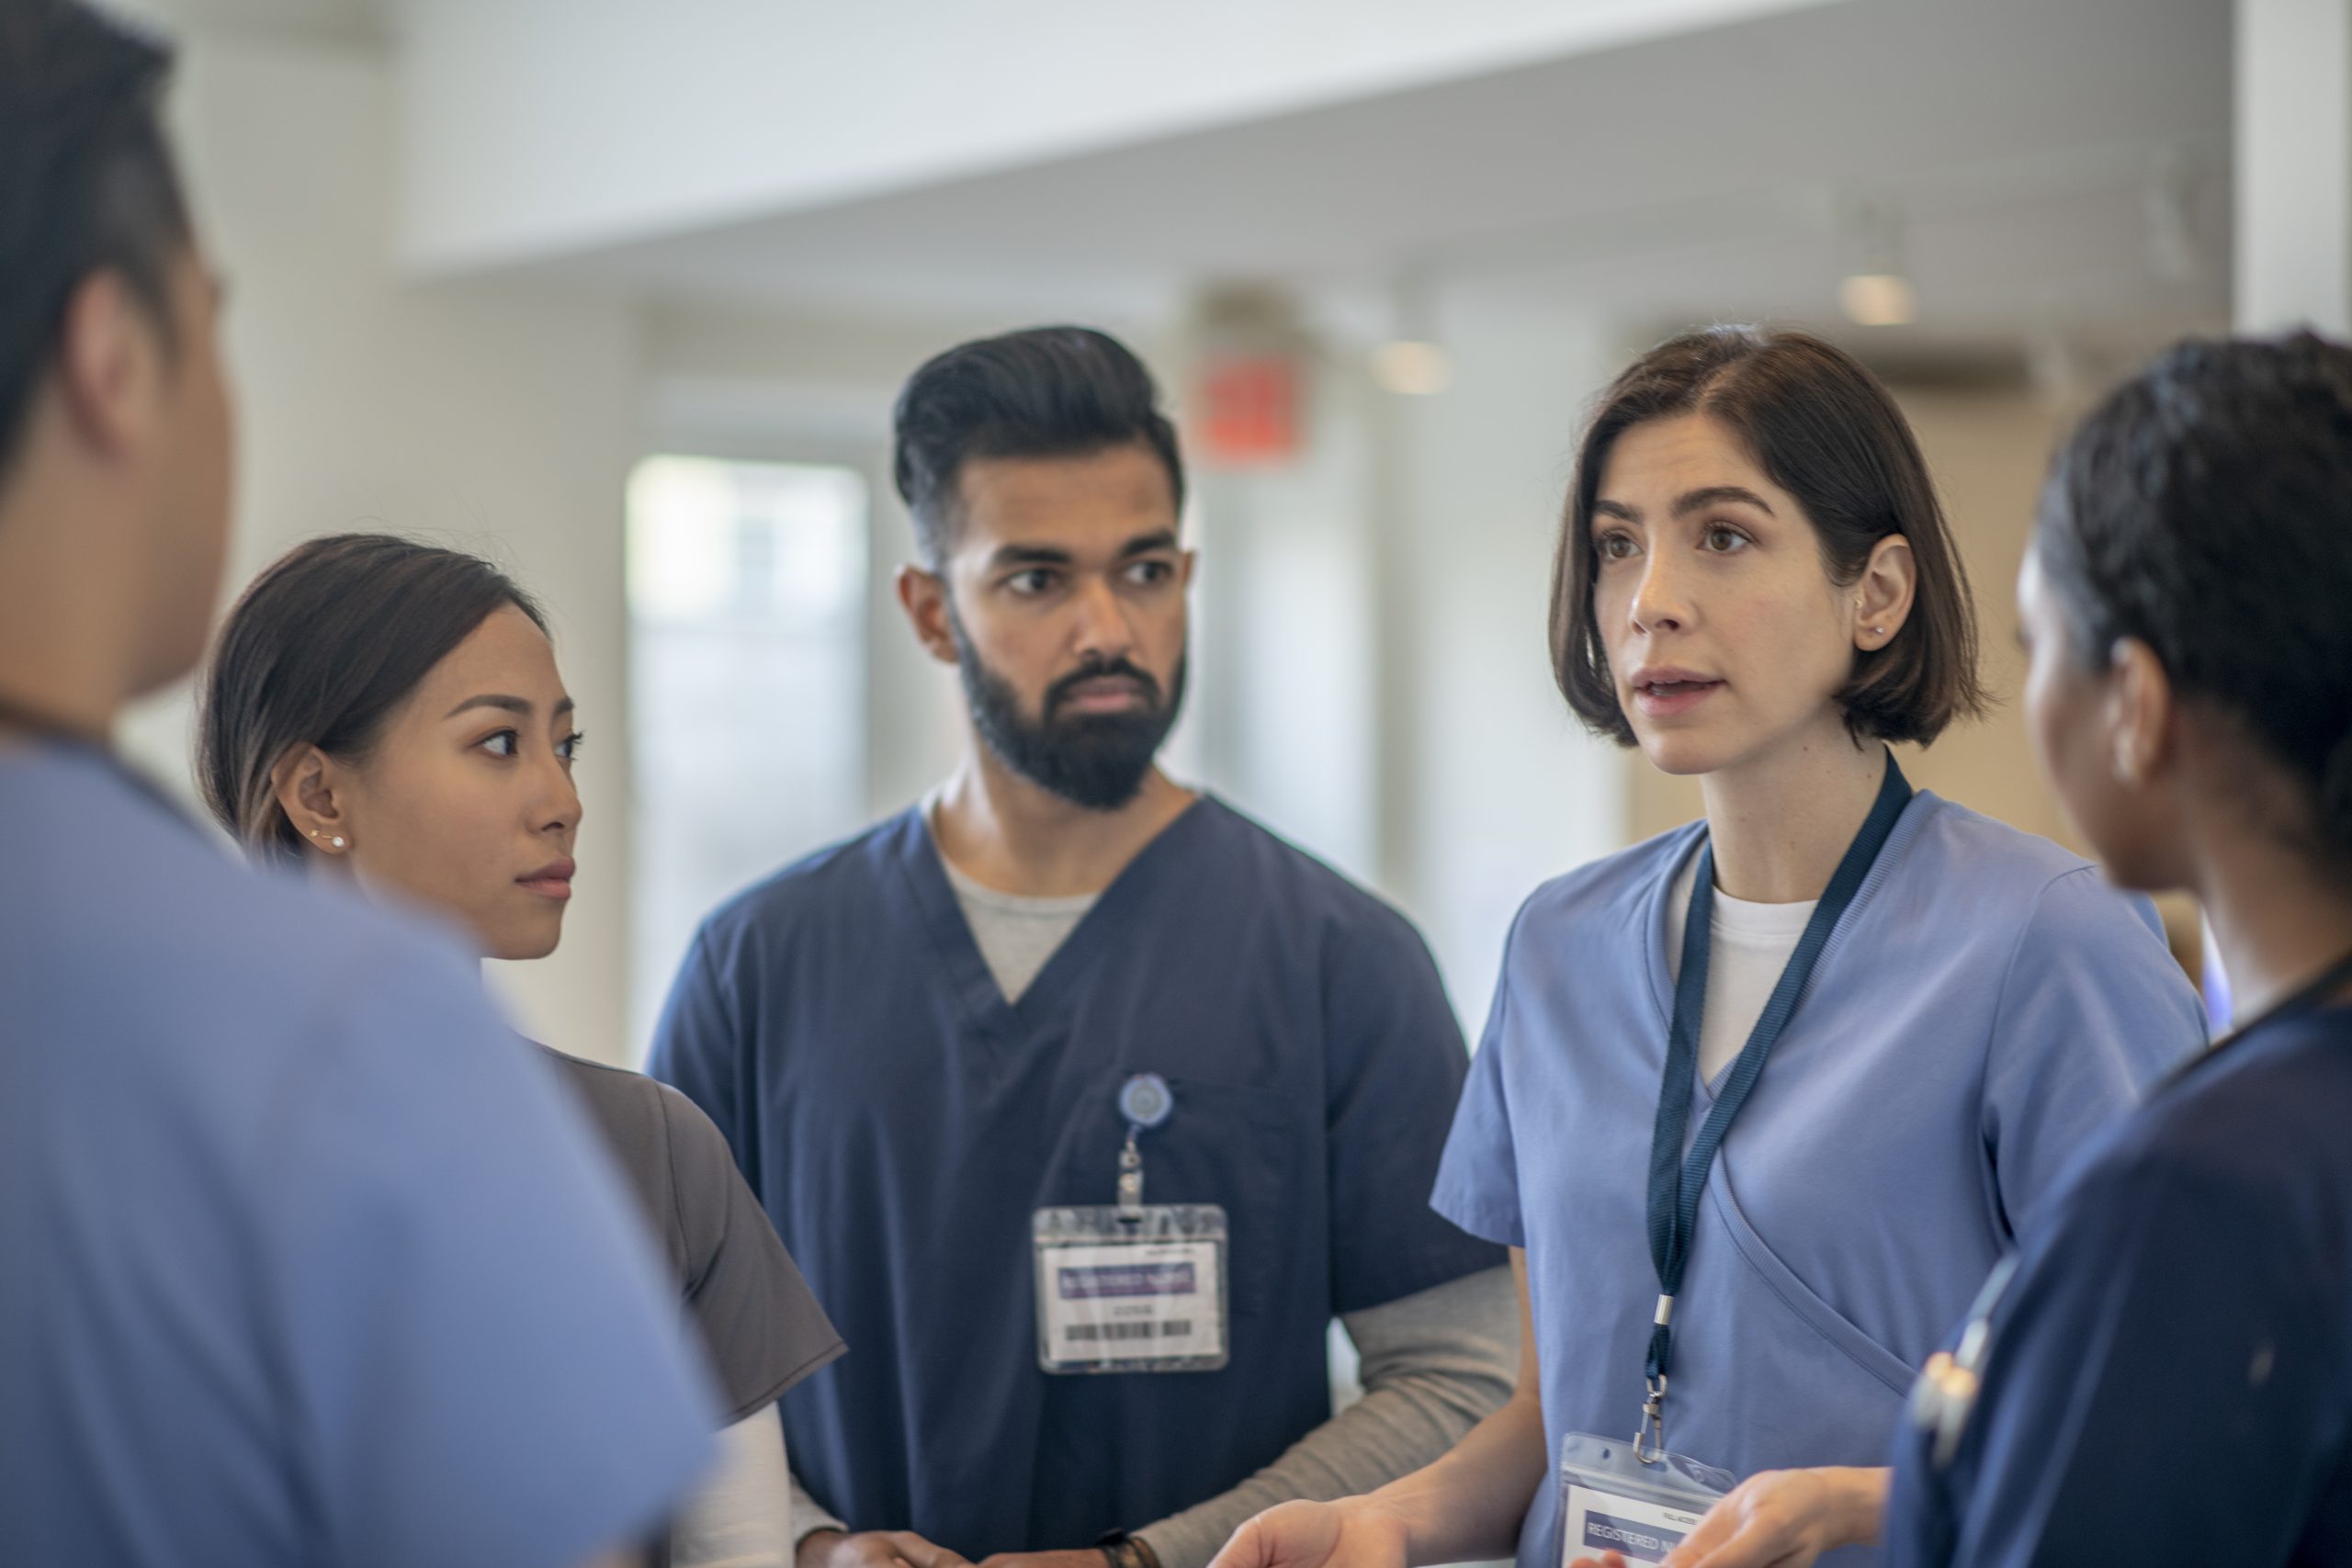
[627,456,868,1055]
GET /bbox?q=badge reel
[1033,1074,1230,1374]
[1555,1431,1733,1568]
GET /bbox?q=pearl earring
[308,829,346,851]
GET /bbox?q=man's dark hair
[1551,325,1987,747]
[200,534,550,868]
[0,0,194,478]
[891,326,1185,565]
[2038,330,2352,866]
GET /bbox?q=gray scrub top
[544,1046,845,1422]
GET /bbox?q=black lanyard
[1636,750,1914,1461]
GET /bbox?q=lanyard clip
[1116,1126,1145,1218]
[1633,1292,1674,1464]
[1634,1371,1668,1465]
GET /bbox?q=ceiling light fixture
[1838,198,1917,327]
[1839,273,1917,328]
[1373,268,1451,394]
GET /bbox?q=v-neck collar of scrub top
[899,790,1213,1046]
[1640,795,1931,1109]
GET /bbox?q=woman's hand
[1655,1466,1888,1568]
[1209,1498,1411,1568]
[799,1529,974,1568]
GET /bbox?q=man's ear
[269,744,352,856]
[52,269,168,464]
[896,565,959,668]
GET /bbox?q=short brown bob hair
[1550,325,1986,747]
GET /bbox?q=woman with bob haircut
[200,534,845,1568]
[1207,328,2204,1568]
[1883,333,2352,1564]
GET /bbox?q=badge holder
[1555,1432,1733,1568]
[1033,1074,1230,1375]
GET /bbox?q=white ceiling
[518,0,2230,345]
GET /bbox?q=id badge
[1032,1202,1229,1374]
[1556,1431,1733,1567]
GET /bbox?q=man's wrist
[1098,1532,1161,1568]
[1347,1489,1419,1548]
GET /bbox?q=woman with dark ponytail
[1882,332,2352,1565]
[202,533,844,1568]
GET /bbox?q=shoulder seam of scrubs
[1978,863,2099,1108]
[692,922,746,1049]
[654,1080,701,1289]
[1485,899,1527,1052]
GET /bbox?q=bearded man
[651,325,1514,1568]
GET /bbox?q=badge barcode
[1065,1320,1193,1342]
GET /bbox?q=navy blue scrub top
[650,796,1502,1557]
[1883,1005,2352,1567]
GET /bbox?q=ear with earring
[307,829,347,852]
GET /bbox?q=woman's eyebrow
[1672,485,1774,517]
[444,694,532,719]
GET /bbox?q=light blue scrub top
[0,748,718,1568]
[1431,790,2206,1568]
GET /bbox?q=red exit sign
[1193,353,1302,466]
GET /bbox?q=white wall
[114,10,649,1063]
[394,0,1835,273]
[2235,0,2352,333]
[1385,293,1626,1025]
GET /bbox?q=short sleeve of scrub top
[1974,865,2201,1224]
[545,1048,847,1422]
[1426,909,1530,1251]
[1883,1008,2352,1568]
